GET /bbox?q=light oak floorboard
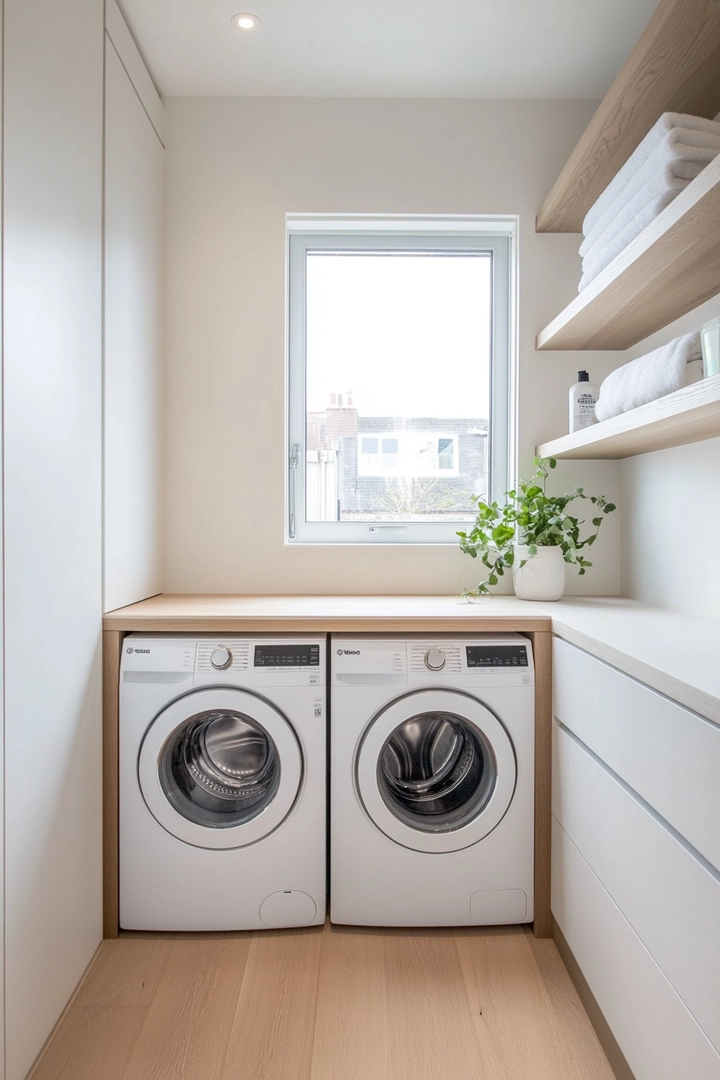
[31,923,617,1080]
[382,928,482,1080]
[309,925,389,1080]
[524,928,618,1079]
[456,926,615,1079]
[30,941,172,1080]
[122,938,252,1080]
[220,927,324,1080]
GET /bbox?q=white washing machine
[331,634,534,926]
[120,634,326,931]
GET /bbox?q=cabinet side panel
[3,1,104,1077]
[104,37,164,613]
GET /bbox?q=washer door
[356,689,517,853]
[138,688,303,850]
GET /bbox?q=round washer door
[356,688,517,853]
[138,687,303,850]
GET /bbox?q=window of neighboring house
[357,433,459,477]
[287,218,514,544]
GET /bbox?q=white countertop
[547,597,720,725]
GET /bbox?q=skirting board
[553,917,637,1080]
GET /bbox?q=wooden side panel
[103,631,122,939]
[531,631,552,937]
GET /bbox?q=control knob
[210,646,233,670]
[424,648,446,671]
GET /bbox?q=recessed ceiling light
[232,12,261,31]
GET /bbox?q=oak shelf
[536,374,720,459]
[536,154,720,351]
[536,0,720,233]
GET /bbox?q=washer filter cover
[260,891,318,927]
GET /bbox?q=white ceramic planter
[512,544,566,601]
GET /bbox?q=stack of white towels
[594,332,703,422]
[579,112,720,292]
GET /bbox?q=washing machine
[120,634,326,931]
[330,634,534,926]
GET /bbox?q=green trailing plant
[457,457,616,596]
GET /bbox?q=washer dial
[210,646,233,670]
[424,648,446,671]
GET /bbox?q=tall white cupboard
[0,2,164,1078]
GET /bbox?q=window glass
[288,225,512,544]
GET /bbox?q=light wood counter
[102,592,553,633]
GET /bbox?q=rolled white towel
[583,112,720,237]
[579,129,720,256]
[594,333,703,422]
[579,192,677,291]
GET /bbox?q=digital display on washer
[466,645,528,668]
[254,644,320,667]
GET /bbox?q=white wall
[620,293,720,623]
[164,97,622,596]
[3,1,103,1077]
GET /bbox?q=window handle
[368,525,407,533]
[289,444,300,539]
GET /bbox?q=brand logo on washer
[337,648,360,655]
[126,647,150,654]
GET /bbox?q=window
[287,218,513,544]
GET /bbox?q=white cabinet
[3,2,104,1078]
[552,638,720,1080]
[104,3,165,612]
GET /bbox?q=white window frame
[286,216,515,545]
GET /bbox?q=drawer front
[554,722,720,1051]
[553,637,720,871]
[552,817,720,1080]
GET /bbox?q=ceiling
[118,0,661,100]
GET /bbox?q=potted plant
[457,457,616,600]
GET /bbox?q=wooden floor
[30,923,617,1080]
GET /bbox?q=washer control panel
[254,643,320,668]
[466,644,529,668]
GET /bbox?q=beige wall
[164,97,622,595]
[620,293,720,623]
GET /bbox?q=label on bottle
[570,387,598,431]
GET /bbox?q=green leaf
[605,503,616,513]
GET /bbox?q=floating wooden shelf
[536,374,720,459]
[536,155,720,351]
[536,0,720,233]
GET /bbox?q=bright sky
[305,253,491,419]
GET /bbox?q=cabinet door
[104,33,164,612]
[553,636,720,871]
[554,722,720,1053]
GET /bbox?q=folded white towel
[579,191,677,290]
[579,130,720,255]
[595,333,703,422]
[583,113,720,237]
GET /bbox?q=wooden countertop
[102,593,552,633]
[103,593,720,725]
